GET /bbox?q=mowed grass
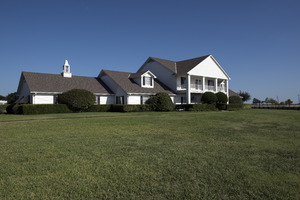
[0,110,299,199]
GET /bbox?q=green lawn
[0,110,299,199]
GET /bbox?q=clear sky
[1,0,299,103]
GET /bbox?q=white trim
[209,55,231,80]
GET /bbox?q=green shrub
[86,105,112,112]
[6,104,23,114]
[227,104,244,111]
[110,104,151,112]
[58,89,95,112]
[229,96,243,104]
[0,105,8,114]
[139,104,151,112]
[175,104,193,111]
[201,92,218,104]
[189,104,217,111]
[148,93,175,111]
[216,103,227,110]
[21,104,72,115]
[216,92,228,104]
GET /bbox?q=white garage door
[34,95,54,104]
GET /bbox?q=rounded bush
[58,89,95,112]
[216,92,228,104]
[148,93,175,111]
[229,96,243,104]
[201,92,218,104]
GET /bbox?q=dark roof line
[20,71,113,94]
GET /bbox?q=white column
[202,76,205,91]
[187,75,191,104]
[226,80,229,103]
[32,94,35,104]
[215,78,218,92]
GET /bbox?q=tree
[147,92,175,111]
[229,96,243,104]
[58,89,95,112]
[0,95,6,100]
[252,98,261,105]
[6,92,18,104]
[285,99,293,106]
[238,90,251,102]
[268,98,278,105]
[201,92,218,104]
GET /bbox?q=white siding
[170,96,175,103]
[100,95,114,104]
[34,94,54,104]
[139,62,176,91]
[100,75,127,97]
[174,94,185,104]
[188,56,228,79]
[128,95,140,104]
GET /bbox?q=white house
[16,55,232,105]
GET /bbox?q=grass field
[0,110,299,199]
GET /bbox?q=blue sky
[1,0,299,103]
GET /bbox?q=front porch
[177,75,229,104]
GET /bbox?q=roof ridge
[150,56,176,62]
[176,54,211,63]
[23,71,98,78]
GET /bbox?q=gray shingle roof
[101,70,175,94]
[176,55,210,74]
[229,89,240,97]
[144,55,210,75]
[149,57,176,72]
[19,72,112,94]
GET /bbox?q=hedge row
[6,104,72,115]
[175,104,217,111]
[6,104,152,115]
[6,103,244,115]
[176,103,243,111]
[226,104,244,111]
[86,104,151,112]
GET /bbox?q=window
[116,96,124,104]
[181,77,186,89]
[181,96,186,104]
[95,96,100,105]
[140,96,150,104]
[195,80,201,90]
[54,95,58,104]
[208,80,214,86]
[143,76,152,86]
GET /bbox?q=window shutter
[150,77,153,86]
[143,76,145,85]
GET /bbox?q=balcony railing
[190,83,203,90]
[218,86,226,92]
[177,84,227,93]
[206,85,215,91]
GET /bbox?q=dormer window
[143,76,153,87]
[139,70,156,88]
[130,70,156,88]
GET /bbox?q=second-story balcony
[177,76,228,93]
[178,84,227,93]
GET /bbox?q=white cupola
[62,60,72,78]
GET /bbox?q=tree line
[0,92,18,104]
[253,97,293,105]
